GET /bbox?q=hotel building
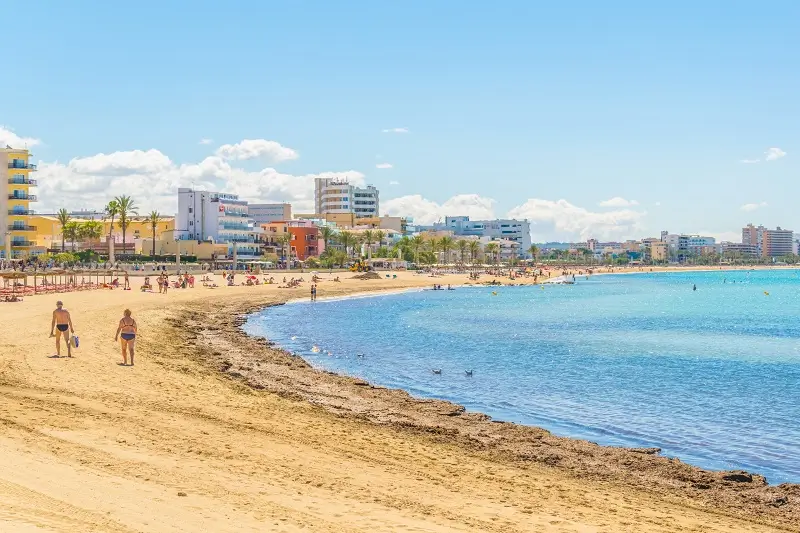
[249,203,292,225]
[176,188,260,258]
[314,177,379,217]
[439,216,532,258]
[742,224,794,258]
[1,148,39,258]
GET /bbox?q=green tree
[468,240,481,266]
[104,200,119,240]
[484,242,500,265]
[148,210,162,256]
[56,208,71,252]
[338,231,358,259]
[320,226,336,256]
[77,220,103,243]
[528,244,539,262]
[374,230,385,248]
[63,221,80,252]
[277,233,292,267]
[410,235,425,264]
[456,239,469,265]
[438,236,454,265]
[114,195,138,256]
[362,229,375,259]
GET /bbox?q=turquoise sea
[243,270,800,484]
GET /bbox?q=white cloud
[215,139,298,162]
[765,147,786,161]
[198,138,213,145]
[0,126,40,149]
[381,127,409,133]
[740,159,760,164]
[375,163,393,169]
[389,180,399,186]
[383,194,496,225]
[740,201,767,212]
[36,147,362,216]
[507,198,645,241]
[598,197,639,208]
[655,201,661,206]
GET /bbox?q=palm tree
[338,230,357,258]
[148,210,161,256]
[410,235,425,264]
[78,220,103,243]
[456,239,469,265]
[484,242,500,265]
[63,221,80,252]
[320,226,336,256]
[528,244,539,263]
[104,200,119,240]
[56,208,71,252]
[277,233,292,267]
[438,236,454,265]
[362,229,375,259]
[374,230,385,249]
[114,195,138,256]
[468,240,481,266]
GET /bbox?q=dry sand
[0,268,797,532]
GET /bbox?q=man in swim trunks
[50,300,74,357]
[114,308,138,366]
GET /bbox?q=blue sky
[2,1,798,242]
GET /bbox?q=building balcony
[8,178,37,185]
[11,240,35,247]
[8,209,35,216]
[219,223,253,231]
[8,163,37,171]
[8,194,37,201]
[10,225,37,232]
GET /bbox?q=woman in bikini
[114,309,138,366]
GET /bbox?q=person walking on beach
[114,309,138,366]
[50,301,74,358]
[123,271,130,290]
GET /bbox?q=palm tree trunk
[61,236,65,253]
[152,227,156,256]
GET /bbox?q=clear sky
[2,1,798,242]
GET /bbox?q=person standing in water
[50,301,74,358]
[114,309,138,366]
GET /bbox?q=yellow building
[28,215,176,253]
[1,148,40,258]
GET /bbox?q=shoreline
[1,267,797,532]
[196,282,799,529]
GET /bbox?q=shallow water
[243,270,800,484]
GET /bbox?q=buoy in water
[764,291,770,296]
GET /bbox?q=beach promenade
[0,270,796,532]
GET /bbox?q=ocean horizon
[243,270,800,485]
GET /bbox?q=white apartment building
[660,231,716,260]
[176,188,260,257]
[441,216,532,258]
[249,203,292,225]
[314,177,379,217]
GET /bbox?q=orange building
[262,221,319,261]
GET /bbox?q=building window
[188,207,193,213]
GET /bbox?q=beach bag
[72,335,79,348]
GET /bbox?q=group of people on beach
[50,301,138,366]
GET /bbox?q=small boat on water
[547,275,575,285]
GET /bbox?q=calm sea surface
[243,270,800,484]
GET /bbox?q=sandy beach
[1,268,798,532]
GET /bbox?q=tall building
[314,177,379,217]
[176,188,260,258]
[1,148,39,258]
[660,232,716,261]
[439,216,532,257]
[249,203,292,225]
[742,224,794,258]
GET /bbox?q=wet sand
[0,269,797,532]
